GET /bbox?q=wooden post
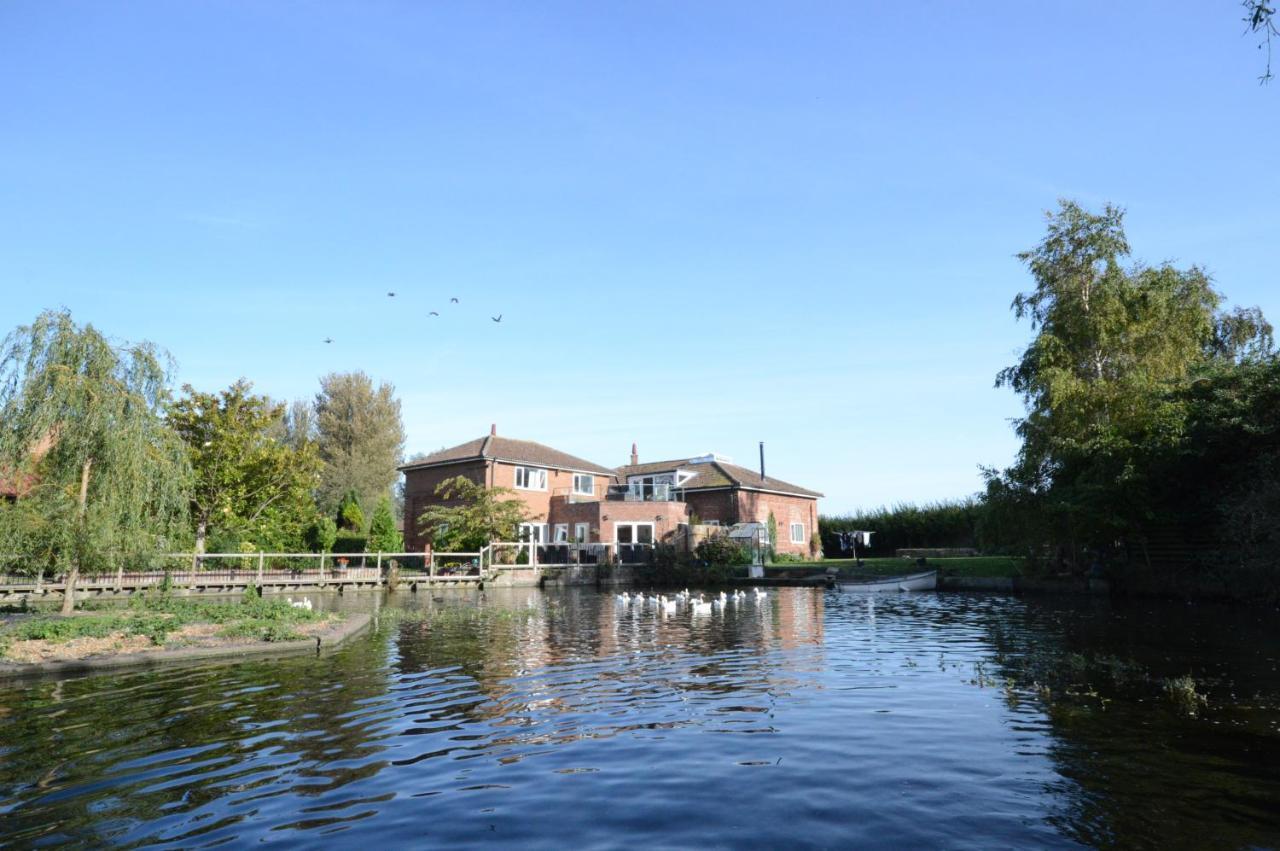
[257,552,264,585]
[115,564,123,593]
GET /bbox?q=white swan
[691,594,712,615]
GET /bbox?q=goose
[289,597,312,611]
[754,587,767,601]
[660,596,677,614]
[616,592,629,605]
[691,594,712,615]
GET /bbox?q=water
[1,588,1278,849]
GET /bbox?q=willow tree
[0,311,190,612]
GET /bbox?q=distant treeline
[821,500,988,558]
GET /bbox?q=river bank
[0,594,371,679]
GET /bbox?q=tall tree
[0,311,191,613]
[169,380,322,555]
[313,371,405,514]
[991,201,1272,569]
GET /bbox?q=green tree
[991,201,1272,571]
[305,516,338,553]
[0,311,191,613]
[169,380,322,555]
[369,495,403,552]
[336,489,365,532]
[314,371,405,514]
[416,476,528,551]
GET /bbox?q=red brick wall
[403,459,614,550]
[735,491,820,557]
[682,490,738,526]
[548,499,689,544]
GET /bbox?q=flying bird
[387,291,396,297]
[492,314,502,323]
[323,337,334,344]
[450,297,459,303]
[429,311,439,317]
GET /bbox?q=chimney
[490,423,497,436]
[759,441,766,482]
[630,442,638,466]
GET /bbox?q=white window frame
[790,522,805,544]
[572,473,594,496]
[514,466,548,491]
[615,522,655,546]
[519,522,549,543]
[574,522,589,543]
[553,523,569,543]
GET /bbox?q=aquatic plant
[1163,675,1208,716]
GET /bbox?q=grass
[766,556,1025,578]
[0,592,333,659]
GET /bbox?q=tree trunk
[193,516,208,571]
[61,565,79,616]
[63,457,93,616]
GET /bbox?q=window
[572,473,594,496]
[790,522,805,544]
[554,524,569,543]
[574,523,589,543]
[519,523,549,542]
[514,466,547,490]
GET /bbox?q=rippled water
[1,588,1278,848]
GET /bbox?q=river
[1,588,1277,848]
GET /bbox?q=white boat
[835,569,937,593]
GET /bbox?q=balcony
[605,483,685,503]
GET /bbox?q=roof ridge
[479,433,493,456]
[709,459,742,487]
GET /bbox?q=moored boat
[835,569,937,592]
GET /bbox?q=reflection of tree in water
[968,595,1280,849]
[0,629,394,846]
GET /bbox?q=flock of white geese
[615,587,766,616]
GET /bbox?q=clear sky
[2,1,1276,514]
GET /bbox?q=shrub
[336,490,365,532]
[331,532,368,555]
[695,535,750,566]
[305,517,338,553]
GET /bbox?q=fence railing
[0,541,662,589]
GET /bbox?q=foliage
[331,531,368,555]
[987,201,1277,590]
[336,489,365,532]
[169,380,322,554]
[1245,0,1278,82]
[0,311,191,606]
[313,371,406,514]
[368,495,403,552]
[416,476,529,550]
[822,499,987,557]
[305,517,338,553]
[766,512,778,562]
[694,534,751,566]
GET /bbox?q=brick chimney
[491,423,497,436]
[630,442,638,466]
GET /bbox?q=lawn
[767,556,1025,578]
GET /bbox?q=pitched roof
[616,458,823,498]
[400,434,617,477]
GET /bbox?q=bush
[695,535,751,566]
[305,517,338,553]
[336,490,365,532]
[331,531,367,555]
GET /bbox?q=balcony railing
[605,483,685,502]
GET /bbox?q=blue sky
[1,1,1276,513]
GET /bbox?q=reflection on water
[0,588,1277,848]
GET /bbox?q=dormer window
[572,473,594,496]
[514,466,547,490]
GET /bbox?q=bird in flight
[429,311,439,317]
[450,297,459,303]
[387,291,396,297]
[323,337,334,344]
[492,314,502,323]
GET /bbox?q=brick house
[401,427,823,559]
